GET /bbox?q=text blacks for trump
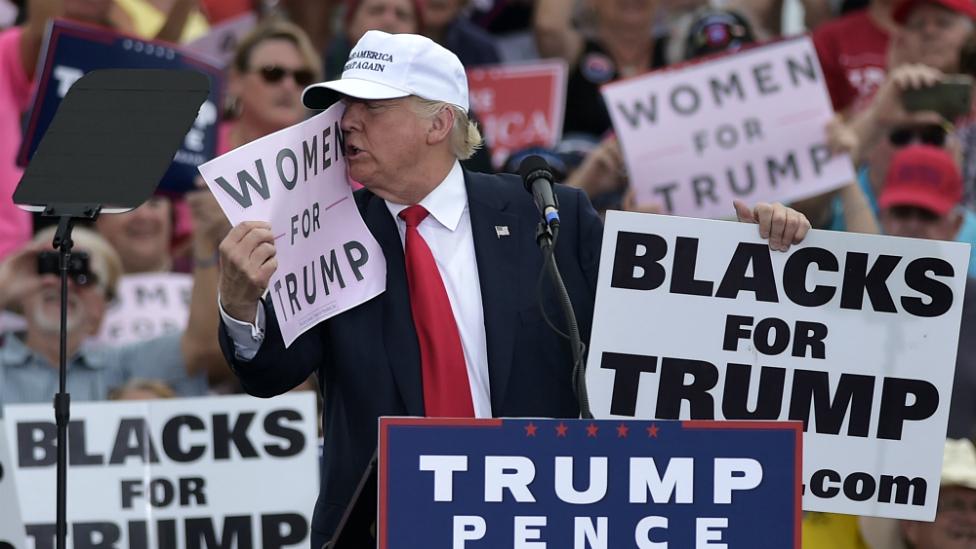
[586,210,971,520]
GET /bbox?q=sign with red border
[379,417,801,548]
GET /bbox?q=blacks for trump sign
[0,423,27,549]
[3,393,317,549]
[602,37,854,218]
[378,417,800,548]
[586,211,971,520]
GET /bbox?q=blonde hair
[232,18,323,82]
[32,225,124,301]
[411,98,484,160]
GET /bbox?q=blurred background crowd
[1,0,976,546]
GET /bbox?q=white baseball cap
[302,30,469,112]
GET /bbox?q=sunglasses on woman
[255,66,316,87]
[888,124,950,147]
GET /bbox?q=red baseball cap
[894,0,976,24]
[879,145,963,215]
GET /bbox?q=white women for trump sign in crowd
[603,37,855,218]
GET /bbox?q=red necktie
[399,205,475,417]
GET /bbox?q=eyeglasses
[887,204,942,222]
[888,124,951,147]
[255,66,316,87]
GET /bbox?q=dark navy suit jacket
[219,170,604,543]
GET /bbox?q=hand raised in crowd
[733,201,811,252]
[565,135,627,198]
[867,64,945,129]
[188,180,232,248]
[0,242,46,311]
[825,113,860,160]
[218,222,278,324]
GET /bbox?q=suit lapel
[466,172,520,414]
[363,194,425,416]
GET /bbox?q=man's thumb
[733,200,756,223]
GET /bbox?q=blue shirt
[0,332,207,416]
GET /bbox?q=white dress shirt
[220,161,493,417]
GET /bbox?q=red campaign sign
[467,60,567,169]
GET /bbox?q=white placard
[4,393,318,549]
[602,37,855,218]
[199,104,386,347]
[94,273,193,346]
[586,210,971,520]
[0,0,16,28]
[185,12,258,68]
[0,422,27,549]
[0,312,26,335]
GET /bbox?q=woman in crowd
[224,18,323,153]
[95,196,175,274]
[421,0,501,67]
[323,0,422,79]
[534,0,664,138]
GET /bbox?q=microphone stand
[535,221,592,419]
[53,217,73,549]
[47,206,99,549]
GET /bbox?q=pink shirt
[0,27,34,260]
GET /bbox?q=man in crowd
[0,226,210,414]
[860,439,976,548]
[217,30,811,545]
[875,145,976,439]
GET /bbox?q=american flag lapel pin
[495,225,510,238]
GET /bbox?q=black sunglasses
[255,66,316,87]
[888,125,949,147]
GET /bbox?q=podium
[362,417,801,548]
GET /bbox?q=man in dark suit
[216,30,811,547]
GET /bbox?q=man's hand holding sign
[218,221,278,324]
[733,200,812,252]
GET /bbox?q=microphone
[518,155,560,228]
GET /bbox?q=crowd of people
[1,0,975,547]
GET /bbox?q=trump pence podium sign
[378,418,800,549]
